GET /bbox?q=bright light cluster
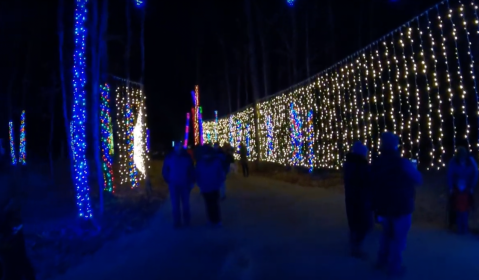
[19,110,26,165]
[203,0,478,170]
[135,0,144,7]
[184,112,190,148]
[192,86,201,146]
[116,85,149,188]
[100,84,115,192]
[72,0,92,218]
[8,121,16,165]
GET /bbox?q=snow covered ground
[52,175,479,280]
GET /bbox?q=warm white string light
[399,29,414,158]
[375,44,387,131]
[417,17,436,168]
[391,35,406,156]
[438,7,457,151]
[448,1,471,151]
[407,23,421,162]
[362,52,374,160]
[369,47,382,154]
[427,11,446,168]
[383,40,397,135]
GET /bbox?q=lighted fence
[204,0,479,170]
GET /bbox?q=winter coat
[195,153,226,193]
[343,152,373,231]
[447,156,478,193]
[214,149,230,174]
[162,150,195,188]
[240,146,248,163]
[371,149,423,217]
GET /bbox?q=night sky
[0,0,441,158]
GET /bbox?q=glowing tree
[100,84,115,192]
[8,121,16,165]
[72,0,93,218]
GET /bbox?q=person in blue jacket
[343,141,372,259]
[162,142,195,228]
[371,132,422,277]
[195,145,226,227]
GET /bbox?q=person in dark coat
[447,147,478,234]
[239,142,249,177]
[195,146,226,227]
[371,132,422,277]
[343,141,372,259]
[0,158,36,279]
[162,142,195,228]
[214,143,230,200]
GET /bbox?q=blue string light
[246,124,251,157]
[287,0,295,6]
[229,116,234,147]
[236,120,242,154]
[18,110,26,165]
[290,103,303,166]
[266,115,274,157]
[135,0,144,7]
[146,128,150,153]
[72,0,92,218]
[8,121,16,165]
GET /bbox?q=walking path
[53,175,479,280]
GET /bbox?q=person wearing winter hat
[371,132,422,277]
[343,141,373,259]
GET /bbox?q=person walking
[195,145,226,227]
[371,132,422,277]
[239,142,249,177]
[343,141,373,259]
[214,143,229,200]
[162,142,195,228]
[447,146,478,234]
[0,160,36,279]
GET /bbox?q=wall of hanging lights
[203,0,479,170]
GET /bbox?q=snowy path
[53,175,479,280]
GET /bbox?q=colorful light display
[8,121,16,165]
[184,112,190,148]
[192,86,201,146]
[100,84,115,192]
[203,0,477,170]
[116,85,148,188]
[72,0,92,218]
[199,106,204,145]
[18,110,26,165]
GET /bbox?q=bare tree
[57,0,73,169]
[91,0,104,214]
[244,0,262,161]
[219,39,233,114]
